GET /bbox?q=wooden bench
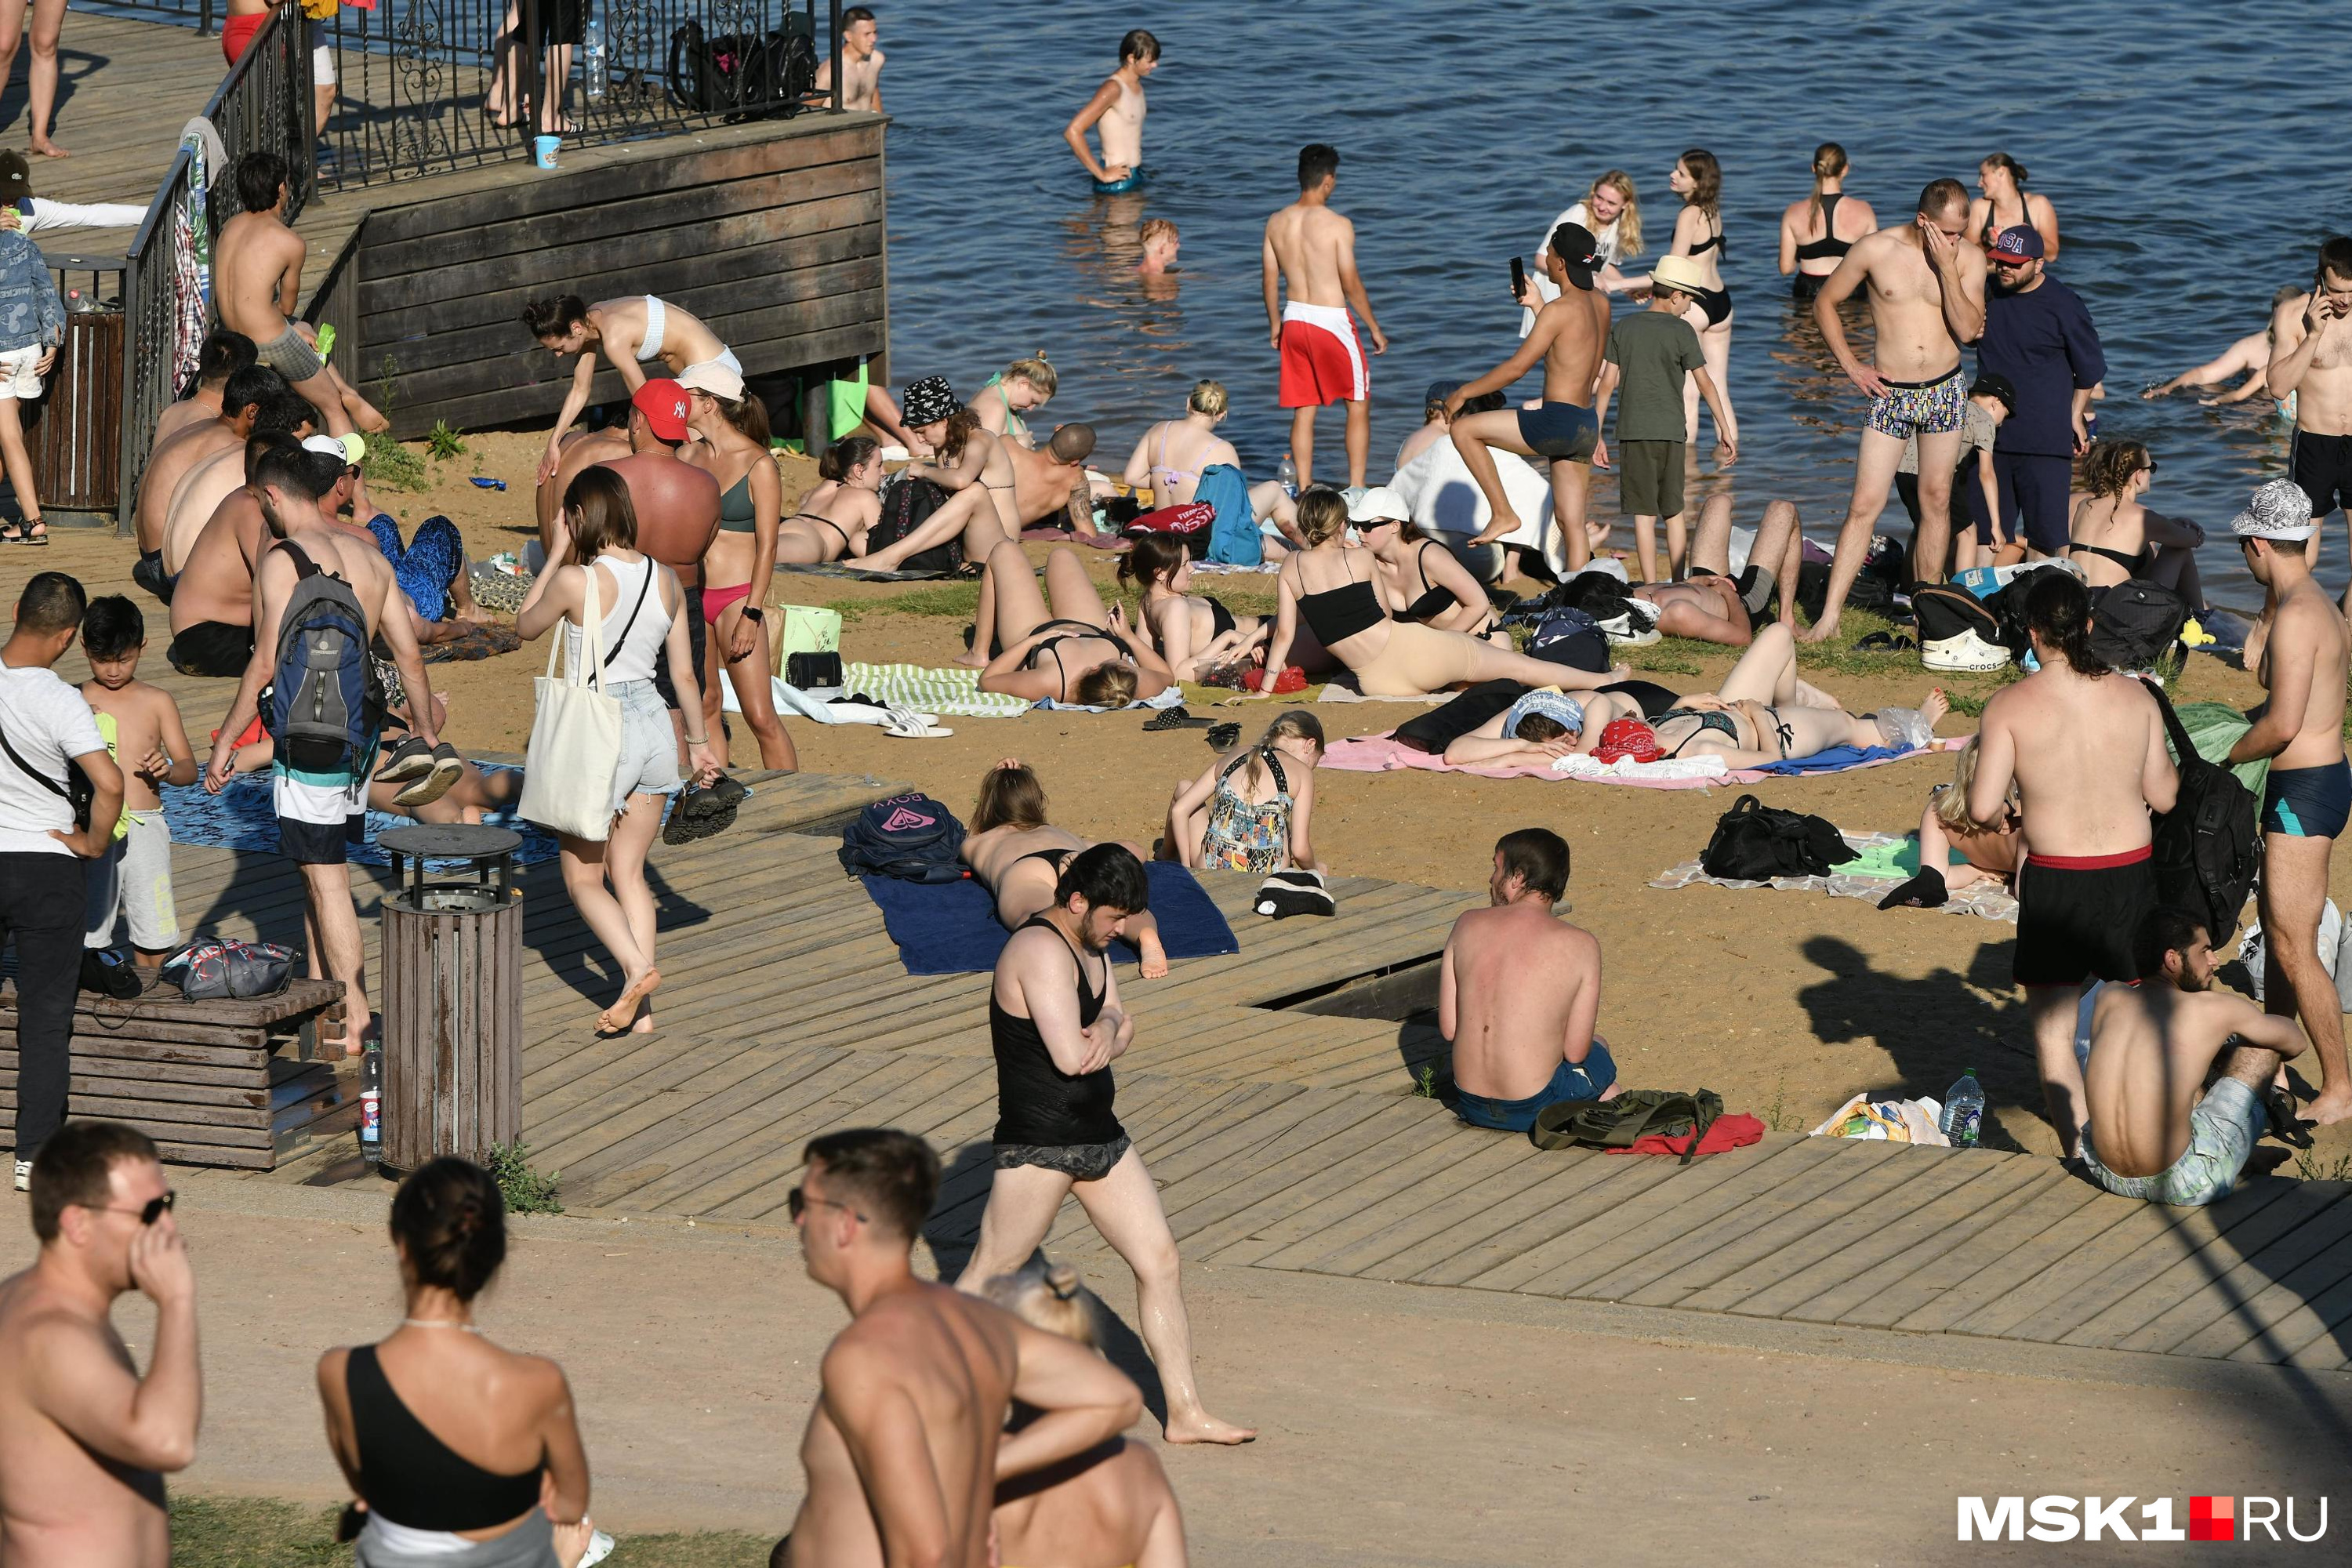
[0,975,350,1170]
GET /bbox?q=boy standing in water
[1593,253,1737,583]
[1264,143,1388,493]
[1063,30,1158,193]
[76,598,194,971]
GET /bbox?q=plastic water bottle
[583,17,608,103]
[1940,1069,1984,1148]
[1276,452,1298,499]
[359,1048,383,1163]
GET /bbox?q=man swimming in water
[812,5,883,111]
[1442,222,1613,568]
[1063,30,1157,193]
[1806,178,1987,640]
[1264,143,1388,492]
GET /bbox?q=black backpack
[2088,581,2189,674]
[839,793,970,884]
[2146,681,2259,940]
[666,16,818,122]
[1532,1088,1725,1163]
[1912,584,2008,649]
[1700,795,1849,881]
[867,478,961,574]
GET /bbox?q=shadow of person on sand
[1794,933,2039,1151]
[923,1141,1172,1429]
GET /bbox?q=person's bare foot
[1798,619,1839,644]
[456,602,494,626]
[1138,933,1169,980]
[1164,1411,1256,1445]
[2303,1087,2352,1127]
[950,649,988,669]
[30,140,67,159]
[1468,508,1522,547]
[344,394,392,435]
[597,967,662,1033]
[630,1012,655,1035]
[1919,686,1950,731]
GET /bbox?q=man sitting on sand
[1441,828,1618,1131]
[2078,909,2305,1205]
[861,425,1099,575]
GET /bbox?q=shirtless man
[136,363,285,583]
[1264,143,1388,491]
[205,442,439,1052]
[159,390,311,580]
[537,425,631,563]
[2227,478,2352,1126]
[1629,493,1803,647]
[167,430,309,677]
[212,153,386,442]
[522,293,741,485]
[1969,570,2177,1156]
[2267,237,2352,613]
[779,1127,1142,1568]
[2078,909,2304,1205]
[597,381,722,749]
[1442,828,1617,1131]
[813,5,884,111]
[136,333,257,593]
[1063,30,1157,194]
[0,1122,200,1568]
[1806,178,1989,639]
[1442,223,1612,566]
[863,424,1098,574]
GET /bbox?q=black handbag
[667,16,818,122]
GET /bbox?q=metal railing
[114,4,314,532]
[321,0,843,189]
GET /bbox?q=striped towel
[840,662,1033,718]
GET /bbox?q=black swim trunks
[651,583,708,712]
[167,620,255,677]
[2013,846,2155,988]
[994,1134,1132,1184]
[1518,401,1599,463]
[2293,430,2352,520]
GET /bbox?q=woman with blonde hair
[1520,170,1642,332]
[1908,738,2023,899]
[962,760,1169,976]
[2067,438,2205,604]
[1969,152,2060,260]
[1655,148,1739,452]
[973,541,1177,706]
[516,467,721,1034]
[1119,532,1268,682]
[985,1263,1190,1568]
[1163,710,1325,873]
[975,354,1058,446]
[1257,490,1624,699]
[1778,143,1878,303]
[1120,379,1240,506]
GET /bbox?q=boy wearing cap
[1441,223,1614,570]
[2229,477,2352,1127]
[1975,224,2105,559]
[1593,253,1737,583]
[1898,372,2016,572]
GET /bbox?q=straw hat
[1650,254,1711,296]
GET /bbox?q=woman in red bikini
[680,364,796,770]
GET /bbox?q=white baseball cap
[1347,485,1410,524]
[302,432,365,466]
[677,361,745,401]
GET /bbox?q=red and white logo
[1958,1495,2327,1544]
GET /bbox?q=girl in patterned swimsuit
[1162,711,1326,874]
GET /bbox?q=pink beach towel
[1320,733,1958,789]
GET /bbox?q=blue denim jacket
[0,230,65,355]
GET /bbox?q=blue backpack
[269,542,379,776]
[839,792,968,884]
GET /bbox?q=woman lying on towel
[1256,489,1627,699]
[1918,737,2023,891]
[1439,687,1661,768]
[971,542,1178,706]
[1118,532,1271,683]
[1637,624,1947,768]
[962,759,1170,977]
[774,436,884,564]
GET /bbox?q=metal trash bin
[378,825,524,1173]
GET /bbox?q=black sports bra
[1794,192,1848,263]
[1296,557,1386,645]
[1690,225,1726,258]
[346,1345,544,1532]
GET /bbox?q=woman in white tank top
[518,468,721,1036]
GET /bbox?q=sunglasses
[787,1187,865,1222]
[96,1191,176,1225]
[2143,461,2161,474]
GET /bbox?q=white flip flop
[881,706,954,739]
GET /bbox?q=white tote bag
[519,561,625,841]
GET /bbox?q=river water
[878,0,2340,609]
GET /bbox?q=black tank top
[1795,192,1849,263]
[346,1345,545,1531]
[989,915,1123,1146]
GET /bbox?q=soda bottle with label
[360,1047,383,1163]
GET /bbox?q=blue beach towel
[1752,742,1912,776]
[1200,463,1261,565]
[162,768,561,868]
[859,862,1240,975]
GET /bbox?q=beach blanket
[161,768,561,869]
[1319,733,1956,788]
[1651,830,2019,921]
[772,560,963,582]
[728,662,1030,722]
[859,862,1240,975]
[420,622,524,663]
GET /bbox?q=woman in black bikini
[774,437,884,564]
[960,759,1169,975]
[1647,623,1948,768]
[1661,148,1738,452]
[1348,494,1502,639]
[1118,532,1267,682]
[2067,439,2207,604]
[316,1158,600,1567]
[971,540,1176,705]
[682,371,795,770]
[1779,143,1878,303]
[1969,152,2060,261]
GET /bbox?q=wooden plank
[1886,1178,2145,1334]
[1269,1131,1577,1277]
[2108,1192,2352,1358]
[1781,1160,2076,1326]
[1400,1147,1743,1290]
[2055,1181,2352,1349]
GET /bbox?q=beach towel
[1650,830,2019,921]
[1037,684,1187,713]
[1320,732,1956,789]
[843,662,1033,717]
[162,768,561,869]
[1199,463,1261,565]
[771,560,964,582]
[858,861,1240,975]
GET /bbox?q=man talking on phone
[2268,237,2352,615]
[1442,223,1613,570]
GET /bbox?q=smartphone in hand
[1509,256,1527,299]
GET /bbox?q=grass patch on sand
[170,1496,772,1567]
[826,583,982,626]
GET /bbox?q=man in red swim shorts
[1262,142,1388,492]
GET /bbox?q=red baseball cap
[632,378,691,441]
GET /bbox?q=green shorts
[1617,440,1686,519]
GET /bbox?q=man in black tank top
[957,845,1256,1445]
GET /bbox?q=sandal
[0,518,44,545]
[1143,706,1212,731]
[1206,722,1242,749]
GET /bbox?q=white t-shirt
[1387,441,1572,577]
[0,659,105,856]
[1521,201,1628,336]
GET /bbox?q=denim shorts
[609,678,682,815]
[1454,1041,1620,1133]
[2080,1077,2264,1207]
